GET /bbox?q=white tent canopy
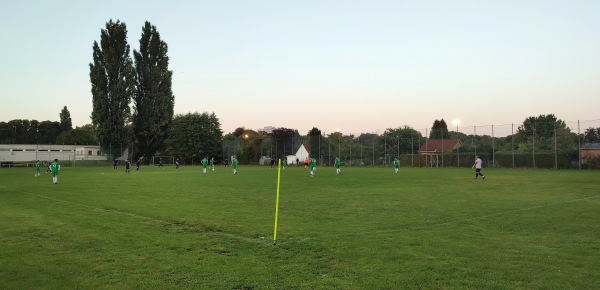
[286,144,310,165]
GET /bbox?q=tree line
[0,106,98,145]
[223,114,599,168]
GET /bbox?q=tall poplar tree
[59,106,72,132]
[133,21,174,157]
[429,119,450,139]
[89,20,135,148]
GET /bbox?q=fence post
[554,122,558,170]
[349,136,352,166]
[512,124,515,168]
[533,123,536,168]
[384,131,387,167]
[411,135,414,168]
[441,128,444,168]
[372,138,374,167]
[473,126,477,157]
[492,125,495,169]
[578,120,581,170]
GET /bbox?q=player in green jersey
[201,157,208,173]
[309,157,316,177]
[393,157,399,173]
[210,157,215,171]
[283,158,287,170]
[232,156,238,175]
[335,156,341,175]
[35,160,41,177]
[50,158,60,184]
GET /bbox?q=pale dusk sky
[1,0,598,136]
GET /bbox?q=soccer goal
[151,156,175,166]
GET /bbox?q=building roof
[418,139,462,153]
[294,144,311,158]
[301,144,310,155]
[581,143,600,149]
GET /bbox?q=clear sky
[1,0,598,136]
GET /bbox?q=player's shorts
[475,168,482,173]
[52,171,59,176]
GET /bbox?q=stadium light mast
[453,119,460,167]
[35,128,39,161]
[336,128,341,161]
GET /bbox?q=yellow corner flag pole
[273,158,282,245]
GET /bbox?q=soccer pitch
[1,165,599,289]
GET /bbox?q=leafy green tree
[56,125,98,145]
[232,127,245,138]
[59,106,72,132]
[165,112,223,162]
[385,126,423,155]
[307,127,322,159]
[248,130,265,159]
[1,119,60,144]
[429,119,450,139]
[517,114,573,151]
[38,120,61,144]
[132,21,174,157]
[1,120,22,143]
[356,133,379,165]
[271,128,295,159]
[90,19,136,148]
[223,133,237,160]
[10,119,35,143]
[236,129,266,163]
[292,129,303,152]
[583,127,600,143]
[0,122,12,143]
[258,130,273,158]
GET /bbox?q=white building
[261,126,277,134]
[0,144,103,164]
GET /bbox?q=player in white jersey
[472,155,485,179]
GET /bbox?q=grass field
[1,164,599,289]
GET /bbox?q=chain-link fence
[4,119,598,170]
[302,119,600,170]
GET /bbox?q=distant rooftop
[582,143,600,149]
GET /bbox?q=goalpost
[151,156,175,166]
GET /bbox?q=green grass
[1,165,599,289]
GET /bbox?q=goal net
[151,156,175,166]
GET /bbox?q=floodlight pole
[35,128,39,161]
[578,120,581,170]
[360,136,362,166]
[349,137,352,166]
[554,123,557,170]
[338,133,341,161]
[511,123,515,168]
[456,124,459,167]
[372,138,374,167]
[384,132,387,167]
